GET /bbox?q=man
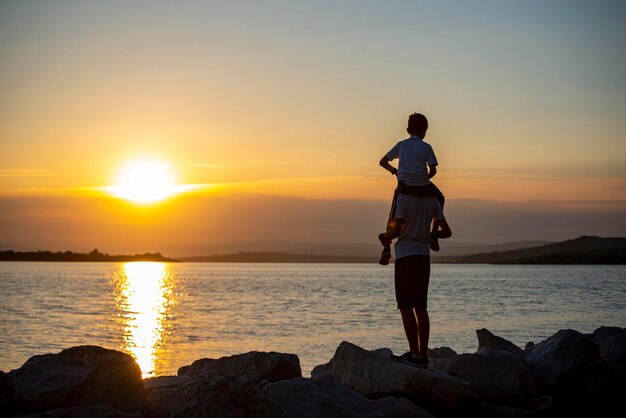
[378,193,451,367]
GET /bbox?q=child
[378,113,445,265]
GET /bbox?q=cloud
[0,169,55,177]
[0,191,624,254]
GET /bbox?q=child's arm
[379,156,398,176]
[427,163,437,179]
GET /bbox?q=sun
[107,160,178,203]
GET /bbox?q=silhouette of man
[378,195,451,367]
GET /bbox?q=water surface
[1,262,624,376]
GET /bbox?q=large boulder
[551,361,626,417]
[592,327,626,365]
[147,374,286,418]
[523,329,599,391]
[179,351,301,384]
[476,329,523,356]
[262,377,435,418]
[592,326,625,346]
[13,405,143,418]
[1,370,15,413]
[432,351,535,399]
[311,341,474,412]
[9,346,147,415]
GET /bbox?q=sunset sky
[1,1,625,253]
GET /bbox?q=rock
[262,377,435,418]
[515,395,555,414]
[375,397,435,418]
[13,405,143,418]
[474,402,535,417]
[592,327,626,364]
[1,370,15,411]
[523,329,599,391]
[147,375,286,418]
[311,341,474,412]
[599,334,626,364]
[432,351,535,399]
[176,365,190,376]
[182,351,301,384]
[592,326,625,346]
[552,361,626,417]
[428,347,457,358]
[143,375,190,393]
[9,346,147,415]
[476,329,523,356]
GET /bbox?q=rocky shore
[2,326,625,417]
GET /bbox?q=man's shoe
[390,352,428,368]
[379,245,391,265]
[429,232,440,252]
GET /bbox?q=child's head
[407,113,428,138]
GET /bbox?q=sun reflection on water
[114,262,175,378]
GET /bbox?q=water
[0,262,624,377]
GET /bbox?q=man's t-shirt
[385,136,438,187]
[393,195,444,259]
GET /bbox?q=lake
[0,262,624,377]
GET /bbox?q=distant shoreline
[0,249,179,263]
[2,235,624,264]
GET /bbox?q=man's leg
[400,308,419,356]
[414,307,430,357]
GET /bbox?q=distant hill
[0,249,178,262]
[181,252,377,263]
[454,236,626,264]
[162,239,552,259]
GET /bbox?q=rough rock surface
[476,329,523,356]
[179,351,301,384]
[13,405,144,418]
[433,350,535,399]
[143,375,190,393]
[522,329,599,390]
[592,327,626,365]
[427,347,457,358]
[1,370,15,412]
[147,374,286,418]
[262,377,435,418]
[8,346,146,415]
[311,341,474,412]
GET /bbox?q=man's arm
[432,217,451,239]
[379,156,398,176]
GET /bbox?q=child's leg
[379,190,398,265]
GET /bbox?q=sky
[1,0,625,253]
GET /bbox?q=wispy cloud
[0,169,55,177]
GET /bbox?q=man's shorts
[394,254,430,309]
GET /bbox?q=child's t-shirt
[385,136,438,186]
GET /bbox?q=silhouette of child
[378,113,445,265]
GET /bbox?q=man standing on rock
[378,193,451,367]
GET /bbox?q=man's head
[407,113,428,138]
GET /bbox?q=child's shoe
[379,245,392,265]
